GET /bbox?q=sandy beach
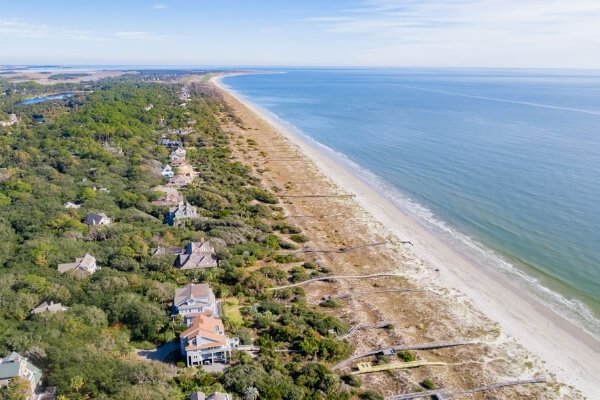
[210,75,599,399]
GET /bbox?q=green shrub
[340,373,361,387]
[272,223,301,234]
[421,378,436,390]
[278,240,297,250]
[303,261,316,269]
[320,298,343,308]
[397,350,415,362]
[250,188,278,204]
[359,390,384,400]
[290,234,308,243]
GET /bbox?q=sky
[1,0,600,68]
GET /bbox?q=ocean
[222,68,600,337]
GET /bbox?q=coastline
[211,74,600,398]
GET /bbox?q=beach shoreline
[211,74,600,398]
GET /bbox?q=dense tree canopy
[0,75,376,399]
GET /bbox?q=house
[63,201,81,209]
[31,301,68,315]
[57,253,100,276]
[176,241,218,270]
[170,147,187,161]
[173,283,218,325]
[151,185,183,206]
[84,212,111,226]
[161,165,175,178]
[150,246,184,256]
[152,193,182,207]
[167,174,194,187]
[0,113,19,127]
[190,392,232,400]
[180,315,238,367]
[173,127,194,136]
[159,138,183,149]
[166,201,197,226]
[0,352,42,398]
[170,158,187,168]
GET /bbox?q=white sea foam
[251,99,600,339]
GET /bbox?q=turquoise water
[223,68,600,336]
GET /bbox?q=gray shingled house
[175,241,218,270]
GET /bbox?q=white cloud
[152,4,168,10]
[308,0,600,67]
[0,18,100,40]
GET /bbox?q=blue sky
[1,0,600,67]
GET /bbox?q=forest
[0,74,380,400]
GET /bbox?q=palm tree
[243,386,259,400]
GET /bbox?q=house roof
[181,315,226,350]
[177,241,217,269]
[0,352,42,386]
[168,175,193,186]
[57,253,97,274]
[169,201,197,217]
[190,393,231,400]
[187,241,214,253]
[150,246,183,256]
[84,212,109,225]
[208,394,231,400]
[178,253,217,269]
[174,283,215,308]
[31,301,68,314]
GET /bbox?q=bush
[273,254,298,264]
[359,390,384,400]
[397,350,415,362]
[278,240,297,250]
[421,378,436,390]
[272,223,301,234]
[340,374,361,387]
[320,298,343,308]
[250,188,278,204]
[290,234,308,243]
[302,261,316,269]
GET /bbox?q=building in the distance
[0,352,42,399]
[57,253,100,276]
[161,165,175,178]
[83,212,111,226]
[31,301,69,315]
[180,315,239,367]
[175,241,218,269]
[190,392,232,400]
[173,283,218,325]
[166,201,197,226]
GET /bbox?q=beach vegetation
[290,233,309,243]
[421,378,436,390]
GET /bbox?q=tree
[70,375,84,393]
[243,386,259,400]
[2,376,31,400]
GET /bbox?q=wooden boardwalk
[267,272,402,291]
[353,360,447,375]
[387,378,547,399]
[332,340,479,370]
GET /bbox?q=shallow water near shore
[222,68,600,337]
